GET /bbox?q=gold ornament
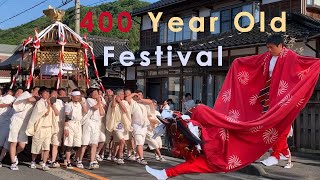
[43,5,65,23]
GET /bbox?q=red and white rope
[10,36,33,89]
[26,30,40,89]
[56,23,66,89]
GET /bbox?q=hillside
[0,0,150,51]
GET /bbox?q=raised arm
[0,103,11,108]
[97,98,105,116]
[137,98,153,105]
[125,93,138,104]
[27,96,37,103]
[52,103,59,116]
[111,95,117,108]
[117,96,127,113]
[81,100,88,114]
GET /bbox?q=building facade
[0,44,18,85]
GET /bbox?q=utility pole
[75,0,80,34]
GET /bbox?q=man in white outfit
[0,88,23,167]
[26,87,57,171]
[64,89,87,169]
[146,99,165,162]
[8,86,39,170]
[104,88,115,161]
[106,89,132,165]
[96,89,107,162]
[124,89,136,161]
[78,88,105,170]
[126,90,153,165]
[49,89,65,168]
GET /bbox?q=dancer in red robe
[145,34,320,179]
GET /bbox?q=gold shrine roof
[39,26,82,48]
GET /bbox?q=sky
[0,0,157,30]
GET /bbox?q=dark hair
[124,88,131,92]
[58,88,66,92]
[134,90,143,94]
[72,88,80,92]
[6,89,14,94]
[87,88,98,97]
[80,90,86,96]
[32,86,40,90]
[39,86,50,94]
[185,93,192,98]
[25,86,39,93]
[266,34,284,46]
[16,87,24,92]
[50,88,57,93]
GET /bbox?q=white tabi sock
[260,156,279,166]
[145,165,168,180]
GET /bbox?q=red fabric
[271,125,291,159]
[189,48,320,173]
[165,156,216,177]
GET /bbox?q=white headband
[71,91,81,96]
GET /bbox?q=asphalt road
[0,152,272,180]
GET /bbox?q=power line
[56,0,74,9]
[64,0,114,20]
[0,0,9,8]
[0,0,49,25]
[1,0,114,28]
[86,0,112,7]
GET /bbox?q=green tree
[0,0,149,52]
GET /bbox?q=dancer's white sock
[145,165,168,180]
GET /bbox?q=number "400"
[80,11,132,33]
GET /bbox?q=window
[159,23,165,43]
[232,7,242,30]
[221,10,231,33]
[253,2,260,23]
[183,76,192,96]
[242,4,253,27]
[214,75,226,102]
[160,17,192,43]
[142,15,152,30]
[207,75,214,107]
[161,78,168,104]
[307,0,320,6]
[176,26,183,41]
[193,76,203,102]
[167,27,175,43]
[211,3,260,34]
[307,0,312,5]
[211,12,220,34]
[183,17,192,40]
[168,77,180,110]
[137,79,145,95]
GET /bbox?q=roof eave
[131,0,187,17]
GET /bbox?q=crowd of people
[0,86,175,171]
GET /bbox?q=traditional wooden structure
[7,6,104,92]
